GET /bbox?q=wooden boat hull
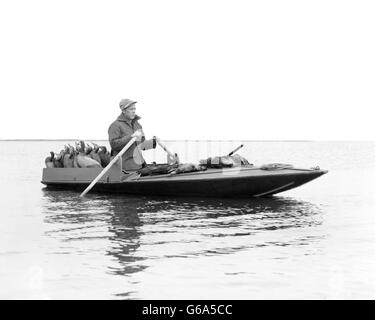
[41,165,327,198]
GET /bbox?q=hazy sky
[0,0,374,140]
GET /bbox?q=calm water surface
[1,141,375,299]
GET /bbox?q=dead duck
[169,163,206,175]
[231,154,251,166]
[200,156,235,168]
[77,141,102,168]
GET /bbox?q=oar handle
[228,144,244,156]
[80,137,137,197]
[156,138,179,164]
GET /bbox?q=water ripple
[41,189,324,280]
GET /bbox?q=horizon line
[0,139,373,142]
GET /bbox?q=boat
[41,161,328,197]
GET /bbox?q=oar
[79,137,137,197]
[228,144,244,156]
[156,137,179,164]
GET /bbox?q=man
[108,99,156,171]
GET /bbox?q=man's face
[123,105,136,119]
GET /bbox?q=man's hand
[153,136,157,149]
[131,129,143,141]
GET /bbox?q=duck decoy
[72,147,79,168]
[89,143,103,164]
[52,155,63,168]
[63,146,75,168]
[85,143,93,155]
[98,146,111,167]
[77,140,102,168]
[52,150,64,168]
[45,151,55,168]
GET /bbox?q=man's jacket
[108,113,154,171]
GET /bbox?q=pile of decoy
[45,141,111,168]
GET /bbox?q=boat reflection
[106,197,146,276]
[41,189,324,278]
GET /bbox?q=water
[1,140,375,299]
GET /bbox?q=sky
[0,0,374,140]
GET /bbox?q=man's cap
[119,99,137,111]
